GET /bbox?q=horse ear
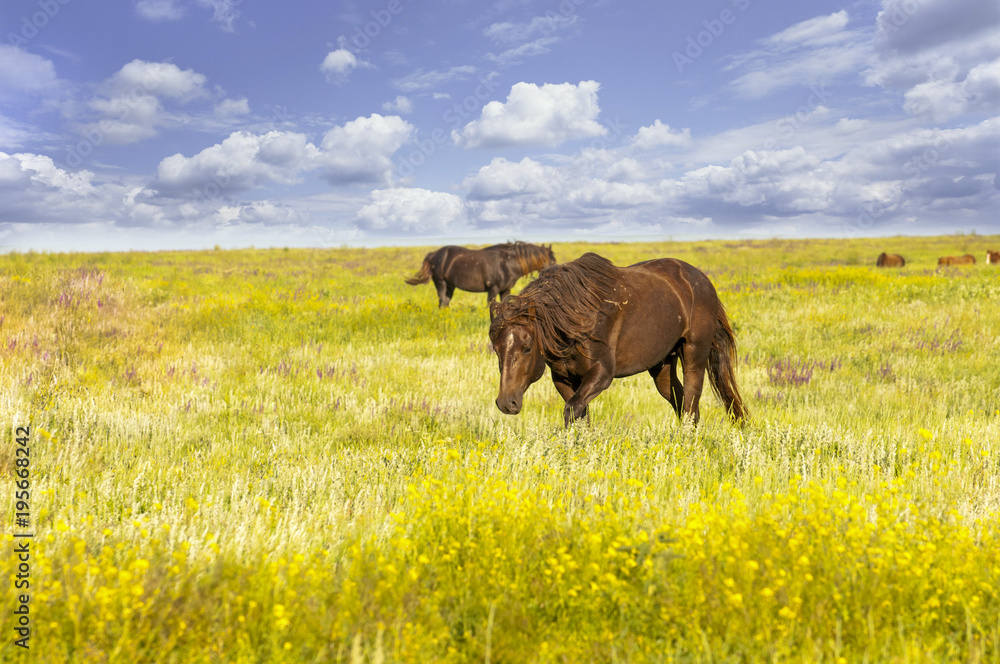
[489,300,499,323]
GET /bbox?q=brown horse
[987,250,999,264]
[488,252,748,427]
[876,252,905,267]
[938,254,976,266]
[405,242,556,307]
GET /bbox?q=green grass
[2,235,999,662]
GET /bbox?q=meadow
[1,234,999,663]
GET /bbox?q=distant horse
[938,254,976,266]
[987,250,999,264]
[876,252,905,267]
[488,252,748,427]
[406,242,556,307]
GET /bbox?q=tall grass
[2,236,999,662]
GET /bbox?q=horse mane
[484,241,553,275]
[489,252,620,361]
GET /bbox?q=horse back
[604,258,721,376]
[429,246,492,291]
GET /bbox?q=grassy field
[2,234,999,663]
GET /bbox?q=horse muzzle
[496,394,522,415]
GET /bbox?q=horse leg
[432,276,451,307]
[680,341,711,425]
[648,354,683,419]
[486,284,500,304]
[562,364,613,426]
[498,288,511,301]
[552,375,587,422]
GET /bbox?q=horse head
[489,311,545,415]
[543,245,557,268]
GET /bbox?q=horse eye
[522,345,532,354]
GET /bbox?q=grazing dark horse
[405,242,556,307]
[987,250,999,264]
[488,252,748,427]
[938,254,976,266]
[876,252,905,267]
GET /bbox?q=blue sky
[1,0,998,251]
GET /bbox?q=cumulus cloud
[679,147,832,212]
[355,187,467,233]
[104,59,208,101]
[902,59,1000,120]
[320,49,371,81]
[317,113,413,184]
[866,0,1000,109]
[81,60,214,145]
[214,97,250,119]
[630,120,691,149]
[452,80,606,148]
[465,157,560,200]
[382,95,413,114]
[153,114,413,197]
[0,151,126,224]
[0,46,59,100]
[156,130,319,196]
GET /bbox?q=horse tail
[405,255,432,285]
[707,305,749,425]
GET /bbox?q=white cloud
[320,49,371,81]
[452,80,606,148]
[134,0,186,21]
[215,200,307,226]
[1,152,95,195]
[391,66,476,93]
[630,120,691,149]
[355,188,467,233]
[724,12,872,99]
[87,94,164,144]
[604,158,648,182]
[156,130,319,196]
[136,0,242,31]
[465,157,560,200]
[679,147,832,212]
[80,60,214,145]
[214,97,250,119]
[764,11,850,48]
[0,46,59,100]
[902,58,1000,121]
[154,114,413,196]
[382,95,413,114]
[104,59,208,101]
[483,14,578,45]
[487,37,560,67]
[483,13,578,66]
[317,114,413,184]
[196,0,241,32]
[866,0,1000,106]
[0,151,126,224]
[0,114,41,149]
[834,118,871,134]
